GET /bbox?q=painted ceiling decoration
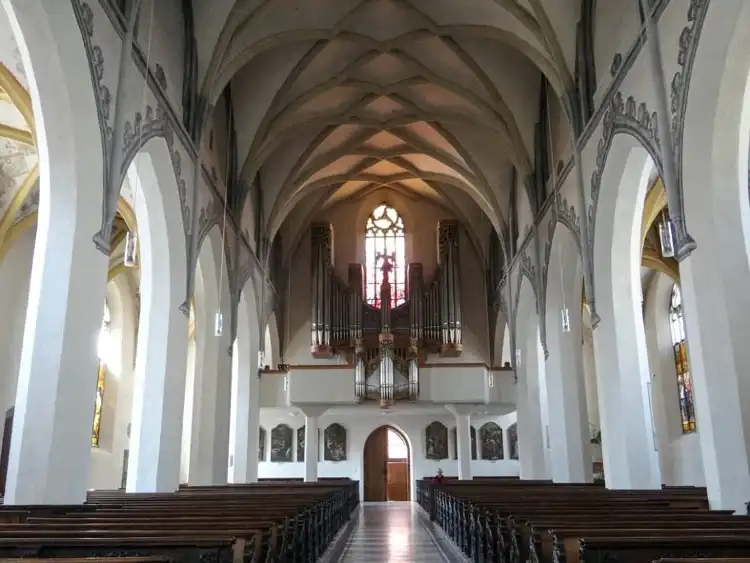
[0,26,39,252]
[194,0,580,252]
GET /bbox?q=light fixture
[658,211,675,258]
[214,89,233,339]
[561,307,571,333]
[214,311,223,337]
[123,231,138,267]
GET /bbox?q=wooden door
[387,461,409,501]
[0,407,14,496]
[363,426,388,501]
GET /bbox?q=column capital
[297,406,328,418]
[445,404,478,417]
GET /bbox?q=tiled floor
[338,502,457,562]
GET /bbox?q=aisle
[338,502,458,562]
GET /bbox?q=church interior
[0,0,749,561]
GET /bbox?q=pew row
[417,479,750,563]
[0,480,358,563]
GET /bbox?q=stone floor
[338,502,463,562]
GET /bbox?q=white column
[544,311,592,483]
[300,406,326,482]
[304,416,319,482]
[517,345,548,479]
[2,0,110,506]
[446,404,474,480]
[187,318,214,485]
[229,349,259,483]
[127,302,189,492]
[211,342,232,484]
[593,309,661,489]
[678,255,750,511]
[5,231,109,504]
[455,415,472,480]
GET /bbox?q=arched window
[669,285,696,433]
[92,302,111,447]
[365,203,405,308]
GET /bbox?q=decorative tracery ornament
[669,284,696,433]
[365,204,405,308]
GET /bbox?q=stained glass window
[92,302,111,447]
[669,285,696,433]
[365,204,405,308]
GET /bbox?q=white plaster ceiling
[0,7,38,233]
[194,0,579,248]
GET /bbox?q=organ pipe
[309,220,464,402]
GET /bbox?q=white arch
[2,0,110,504]
[543,225,591,483]
[183,225,232,485]
[591,132,660,489]
[514,278,547,480]
[126,137,189,492]
[264,311,280,369]
[674,0,750,510]
[230,275,261,482]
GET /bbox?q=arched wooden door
[363,426,410,501]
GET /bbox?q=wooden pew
[0,480,358,563]
[417,479,750,563]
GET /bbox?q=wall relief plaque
[480,422,503,460]
[271,424,293,462]
[324,423,347,461]
[425,421,448,460]
[297,426,305,462]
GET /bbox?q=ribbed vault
[195,0,580,253]
[0,14,39,257]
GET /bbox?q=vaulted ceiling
[194,0,581,251]
[0,11,39,253]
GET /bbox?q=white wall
[0,226,34,416]
[258,408,519,500]
[644,272,705,487]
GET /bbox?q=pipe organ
[310,220,463,406]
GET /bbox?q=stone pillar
[544,309,592,483]
[592,309,661,490]
[127,301,189,492]
[300,407,326,482]
[678,255,750,512]
[229,347,259,483]
[4,226,109,504]
[211,342,232,484]
[455,415,472,480]
[517,345,548,479]
[446,404,475,480]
